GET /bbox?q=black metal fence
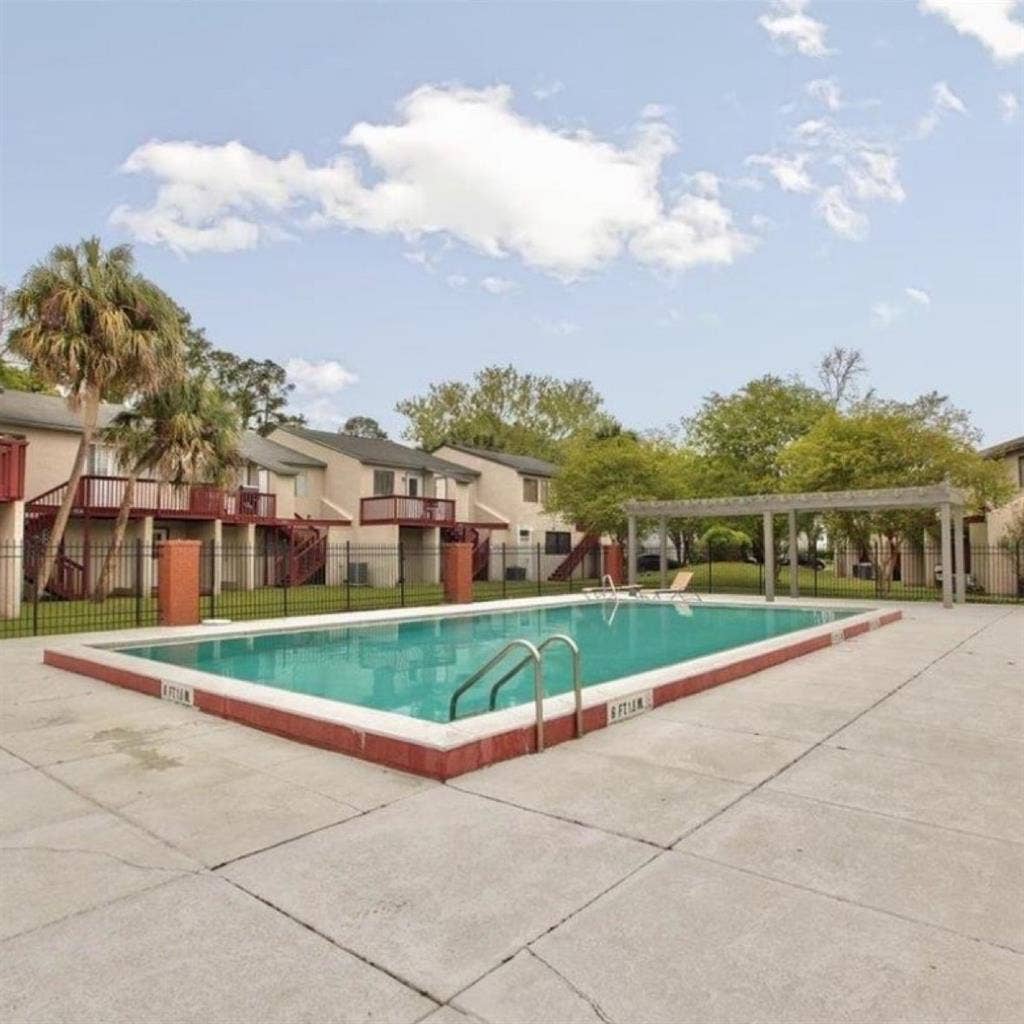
[0,540,604,639]
[635,542,1024,604]
[2,538,1019,642]
[0,539,159,639]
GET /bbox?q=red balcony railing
[0,436,28,502]
[27,475,276,522]
[360,494,456,526]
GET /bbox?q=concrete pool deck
[1,601,1021,1022]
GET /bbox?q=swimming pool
[117,601,857,723]
[44,595,902,779]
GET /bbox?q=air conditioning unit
[347,562,369,585]
[517,526,532,544]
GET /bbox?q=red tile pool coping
[43,599,902,781]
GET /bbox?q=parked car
[779,554,827,570]
[636,554,682,571]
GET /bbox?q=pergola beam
[624,482,966,519]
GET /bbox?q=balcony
[0,436,27,502]
[27,475,277,522]
[360,494,456,527]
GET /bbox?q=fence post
[156,540,201,626]
[536,543,542,596]
[32,552,40,636]
[208,539,217,620]
[282,536,289,617]
[399,541,406,607]
[135,537,144,626]
[813,558,818,598]
[707,542,713,594]
[345,540,351,611]
[502,543,507,599]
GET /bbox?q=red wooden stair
[548,533,600,581]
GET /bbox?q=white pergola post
[763,511,775,603]
[659,517,668,589]
[940,503,953,609]
[788,509,799,599]
[627,515,637,587]
[953,510,966,605]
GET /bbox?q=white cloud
[284,358,359,427]
[806,77,842,110]
[532,78,564,101]
[480,276,518,295]
[758,0,833,58]
[535,317,580,336]
[817,186,868,240]
[919,0,1024,62]
[844,150,906,203]
[871,301,903,328]
[915,81,968,138]
[1000,92,1020,121]
[445,273,468,289]
[905,286,931,305]
[746,152,816,193]
[655,306,684,327]
[750,213,775,231]
[113,84,753,280]
[687,171,720,197]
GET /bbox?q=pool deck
[1,599,1022,1022]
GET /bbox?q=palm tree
[7,238,183,597]
[92,379,242,601]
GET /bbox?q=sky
[2,1,1022,445]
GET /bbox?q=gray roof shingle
[278,425,479,481]
[239,433,325,476]
[0,389,122,432]
[440,443,559,478]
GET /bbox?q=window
[87,444,120,476]
[539,479,550,504]
[407,476,419,497]
[1018,455,1024,489]
[522,477,539,503]
[545,531,571,555]
[294,471,309,498]
[373,469,395,496]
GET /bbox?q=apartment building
[0,390,347,604]
[432,444,597,582]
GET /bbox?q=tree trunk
[34,391,99,600]
[91,471,138,602]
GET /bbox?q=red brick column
[442,543,474,604]
[157,540,202,626]
[602,544,624,586]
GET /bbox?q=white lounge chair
[638,570,703,602]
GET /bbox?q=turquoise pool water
[117,601,857,723]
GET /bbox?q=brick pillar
[442,543,473,604]
[602,544,624,586]
[157,539,201,626]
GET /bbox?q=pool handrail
[448,638,546,751]
[487,634,582,739]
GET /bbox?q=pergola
[624,482,968,608]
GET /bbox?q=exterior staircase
[272,521,327,586]
[22,505,86,600]
[442,525,491,581]
[549,533,600,582]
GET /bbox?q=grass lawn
[2,560,1012,640]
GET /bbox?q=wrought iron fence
[635,542,1024,603]
[0,538,159,639]
[3,537,1017,642]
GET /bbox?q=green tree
[684,374,830,565]
[547,433,689,542]
[782,408,1011,593]
[0,285,52,392]
[182,318,304,435]
[342,415,387,438]
[7,238,183,596]
[396,365,615,459]
[685,374,831,494]
[92,379,242,600]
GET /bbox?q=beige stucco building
[0,389,595,615]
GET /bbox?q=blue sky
[2,1,1022,444]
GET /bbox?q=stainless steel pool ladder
[447,634,582,754]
